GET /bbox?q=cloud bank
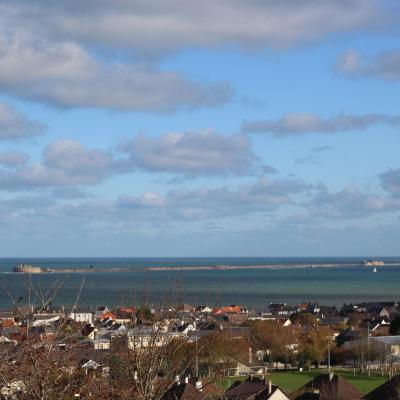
[0,101,45,140]
[118,131,269,177]
[0,35,231,111]
[0,1,384,55]
[242,112,400,136]
[0,131,272,191]
[0,0,389,112]
[338,49,400,80]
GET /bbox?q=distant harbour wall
[12,266,131,274]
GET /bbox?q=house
[90,339,110,350]
[363,375,400,399]
[248,314,292,326]
[336,327,362,346]
[127,326,171,349]
[226,313,249,325]
[0,317,15,328]
[31,315,60,327]
[196,306,213,314]
[297,303,309,312]
[248,312,271,321]
[229,360,267,376]
[227,346,267,376]
[370,336,400,360]
[319,315,348,326]
[292,373,363,400]
[81,324,97,340]
[81,359,101,373]
[80,359,109,377]
[94,323,127,341]
[100,312,116,321]
[170,321,196,335]
[115,307,136,324]
[161,378,219,400]
[196,321,217,331]
[108,322,127,334]
[214,305,248,316]
[370,319,391,336]
[341,302,398,319]
[187,321,217,342]
[224,376,289,400]
[278,318,292,327]
[178,304,196,313]
[69,308,94,324]
[268,303,295,317]
[95,306,110,319]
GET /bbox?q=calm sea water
[0,257,399,311]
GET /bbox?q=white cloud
[0,35,231,111]
[0,139,113,190]
[43,140,111,178]
[0,176,309,236]
[0,151,29,167]
[0,1,388,111]
[380,168,400,196]
[0,132,274,191]
[242,112,400,136]
[338,49,400,80]
[0,1,384,55]
[117,177,309,220]
[118,131,270,177]
[337,50,362,74]
[309,185,400,219]
[0,101,45,140]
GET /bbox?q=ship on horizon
[362,259,385,267]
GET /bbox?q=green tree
[298,326,332,369]
[250,321,298,369]
[290,313,317,328]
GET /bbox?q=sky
[0,0,400,257]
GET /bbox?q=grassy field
[216,369,388,394]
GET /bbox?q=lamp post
[328,340,331,374]
[195,329,199,377]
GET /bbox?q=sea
[0,257,399,311]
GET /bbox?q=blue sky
[0,0,399,256]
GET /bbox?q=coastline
[9,262,400,274]
[144,263,391,271]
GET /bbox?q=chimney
[268,380,272,395]
[249,346,253,365]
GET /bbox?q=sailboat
[373,267,377,273]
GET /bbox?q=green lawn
[216,369,388,394]
[268,370,320,392]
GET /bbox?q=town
[1,298,400,399]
